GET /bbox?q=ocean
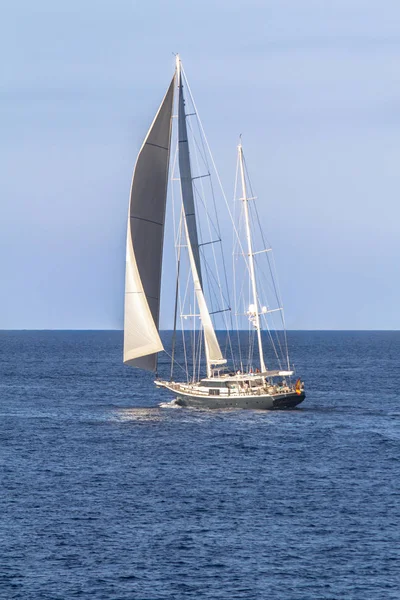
[1,331,399,599]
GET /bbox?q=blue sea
[1,331,399,599]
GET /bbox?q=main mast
[238,141,266,374]
[176,54,226,379]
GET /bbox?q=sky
[1,0,399,330]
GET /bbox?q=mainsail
[123,75,175,370]
[177,65,226,371]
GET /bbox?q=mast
[238,141,266,374]
[176,55,226,378]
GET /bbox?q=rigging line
[271,251,290,369]
[182,69,245,366]
[175,197,191,382]
[192,174,210,180]
[254,260,283,367]
[183,94,221,239]
[245,269,250,369]
[179,273,189,383]
[249,267,256,370]
[248,272,253,369]
[171,141,180,379]
[257,211,283,311]
[256,235,289,367]
[184,94,229,293]
[184,73,258,372]
[199,147,237,363]
[210,184,236,367]
[210,308,231,316]
[181,65,251,280]
[190,188,220,325]
[186,113,231,317]
[244,152,286,327]
[201,253,231,312]
[182,66,250,291]
[202,254,222,319]
[191,186,221,248]
[178,270,189,382]
[198,196,235,364]
[180,284,189,383]
[173,211,189,386]
[170,208,183,381]
[232,156,243,370]
[183,97,209,169]
[183,69,223,242]
[247,208,280,362]
[251,248,285,368]
[188,130,233,355]
[243,160,272,254]
[232,250,241,368]
[163,348,189,376]
[180,260,190,308]
[258,298,283,369]
[180,77,211,375]
[177,161,192,315]
[255,258,286,369]
[261,312,283,369]
[243,153,272,250]
[195,326,203,382]
[199,240,231,309]
[235,256,248,324]
[199,239,221,247]
[269,313,287,371]
[193,324,198,382]
[192,185,223,242]
[193,295,199,382]
[191,298,196,382]
[244,160,287,369]
[238,157,268,364]
[248,328,255,371]
[192,307,198,381]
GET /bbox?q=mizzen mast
[238,141,267,374]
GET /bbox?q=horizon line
[0,329,398,333]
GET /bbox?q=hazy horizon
[2,0,399,330]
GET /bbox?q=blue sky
[1,0,399,329]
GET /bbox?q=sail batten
[123,75,175,371]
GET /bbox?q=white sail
[177,64,226,372]
[185,221,227,367]
[124,76,175,370]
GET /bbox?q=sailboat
[123,56,305,410]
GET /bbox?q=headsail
[123,75,175,370]
[177,63,226,373]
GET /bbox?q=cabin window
[200,381,227,388]
[209,389,220,396]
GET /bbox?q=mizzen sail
[123,75,175,370]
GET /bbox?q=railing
[166,381,296,397]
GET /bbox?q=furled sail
[178,75,203,284]
[177,69,226,368]
[124,75,175,370]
